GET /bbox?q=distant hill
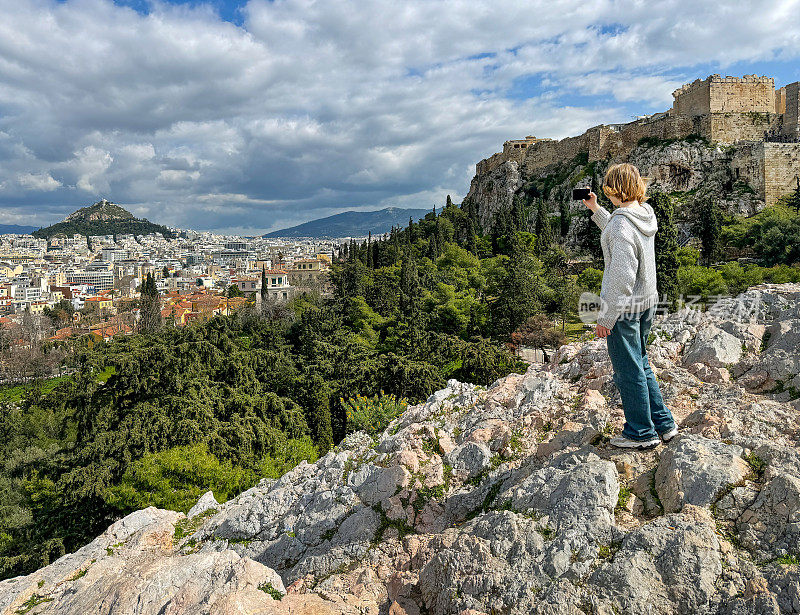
[264,207,430,238]
[33,199,174,239]
[0,224,37,235]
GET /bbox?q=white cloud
[0,0,798,231]
[16,172,61,192]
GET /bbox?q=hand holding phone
[578,190,598,212]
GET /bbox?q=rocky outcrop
[465,137,764,239]
[2,283,800,615]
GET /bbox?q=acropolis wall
[474,74,800,208]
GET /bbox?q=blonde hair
[602,163,647,204]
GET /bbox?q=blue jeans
[606,306,675,441]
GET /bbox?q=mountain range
[0,224,37,235]
[263,207,430,238]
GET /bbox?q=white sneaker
[609,435,660,450]
[660,426,679,442]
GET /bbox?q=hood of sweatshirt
[610,202,658,237]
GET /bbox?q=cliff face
[465,138,764,240]
[2,283,800,615]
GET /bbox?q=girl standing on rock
[582,163,677,450]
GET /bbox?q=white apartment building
[65,270,115,291]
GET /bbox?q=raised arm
[582,191,611,230]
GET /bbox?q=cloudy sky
[0,0,799,233]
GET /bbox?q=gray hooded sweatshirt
[591,202,659,329]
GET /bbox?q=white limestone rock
[682,325,742,368]
[655,434,750,513]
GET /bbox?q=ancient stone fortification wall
[706,112,780,144]
[763,142,800,206]
[672,75,775,116]
[710,76,775,113]
[776,87,787,115]
[672,79,711,117]
[731,143,765,199]
[476,152,508,176]
[784,82,800,139]
[471,75,797,202]
[732,142,800,207]
[587,114,697,161]
[521,134,587,173]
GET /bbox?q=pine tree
[650,191,680,309]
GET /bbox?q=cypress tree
[436,218,446,250]
[788,176,800,213]
[580,174,604,261]
[492,233,541,337]
[260,266,268,309]
[534,200,552,256]
[466,218,478,255]
[446,194,453,208]
[366,232,373,268]
[428,233,438,260]
[559,200,571,237]
[650,191,680,308]
[399,250,420,316]
[138,272,162,333]
[392,227,401,262]
[697,197,723,266]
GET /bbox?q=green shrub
[678,265,729,302]
[576,267,603,294]
[718,262,764,295]
[677,246,700,267]
[106,443,257,513]
[343,393,408,437]
[762,264,800,284]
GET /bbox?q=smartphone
[572,188,591,200]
